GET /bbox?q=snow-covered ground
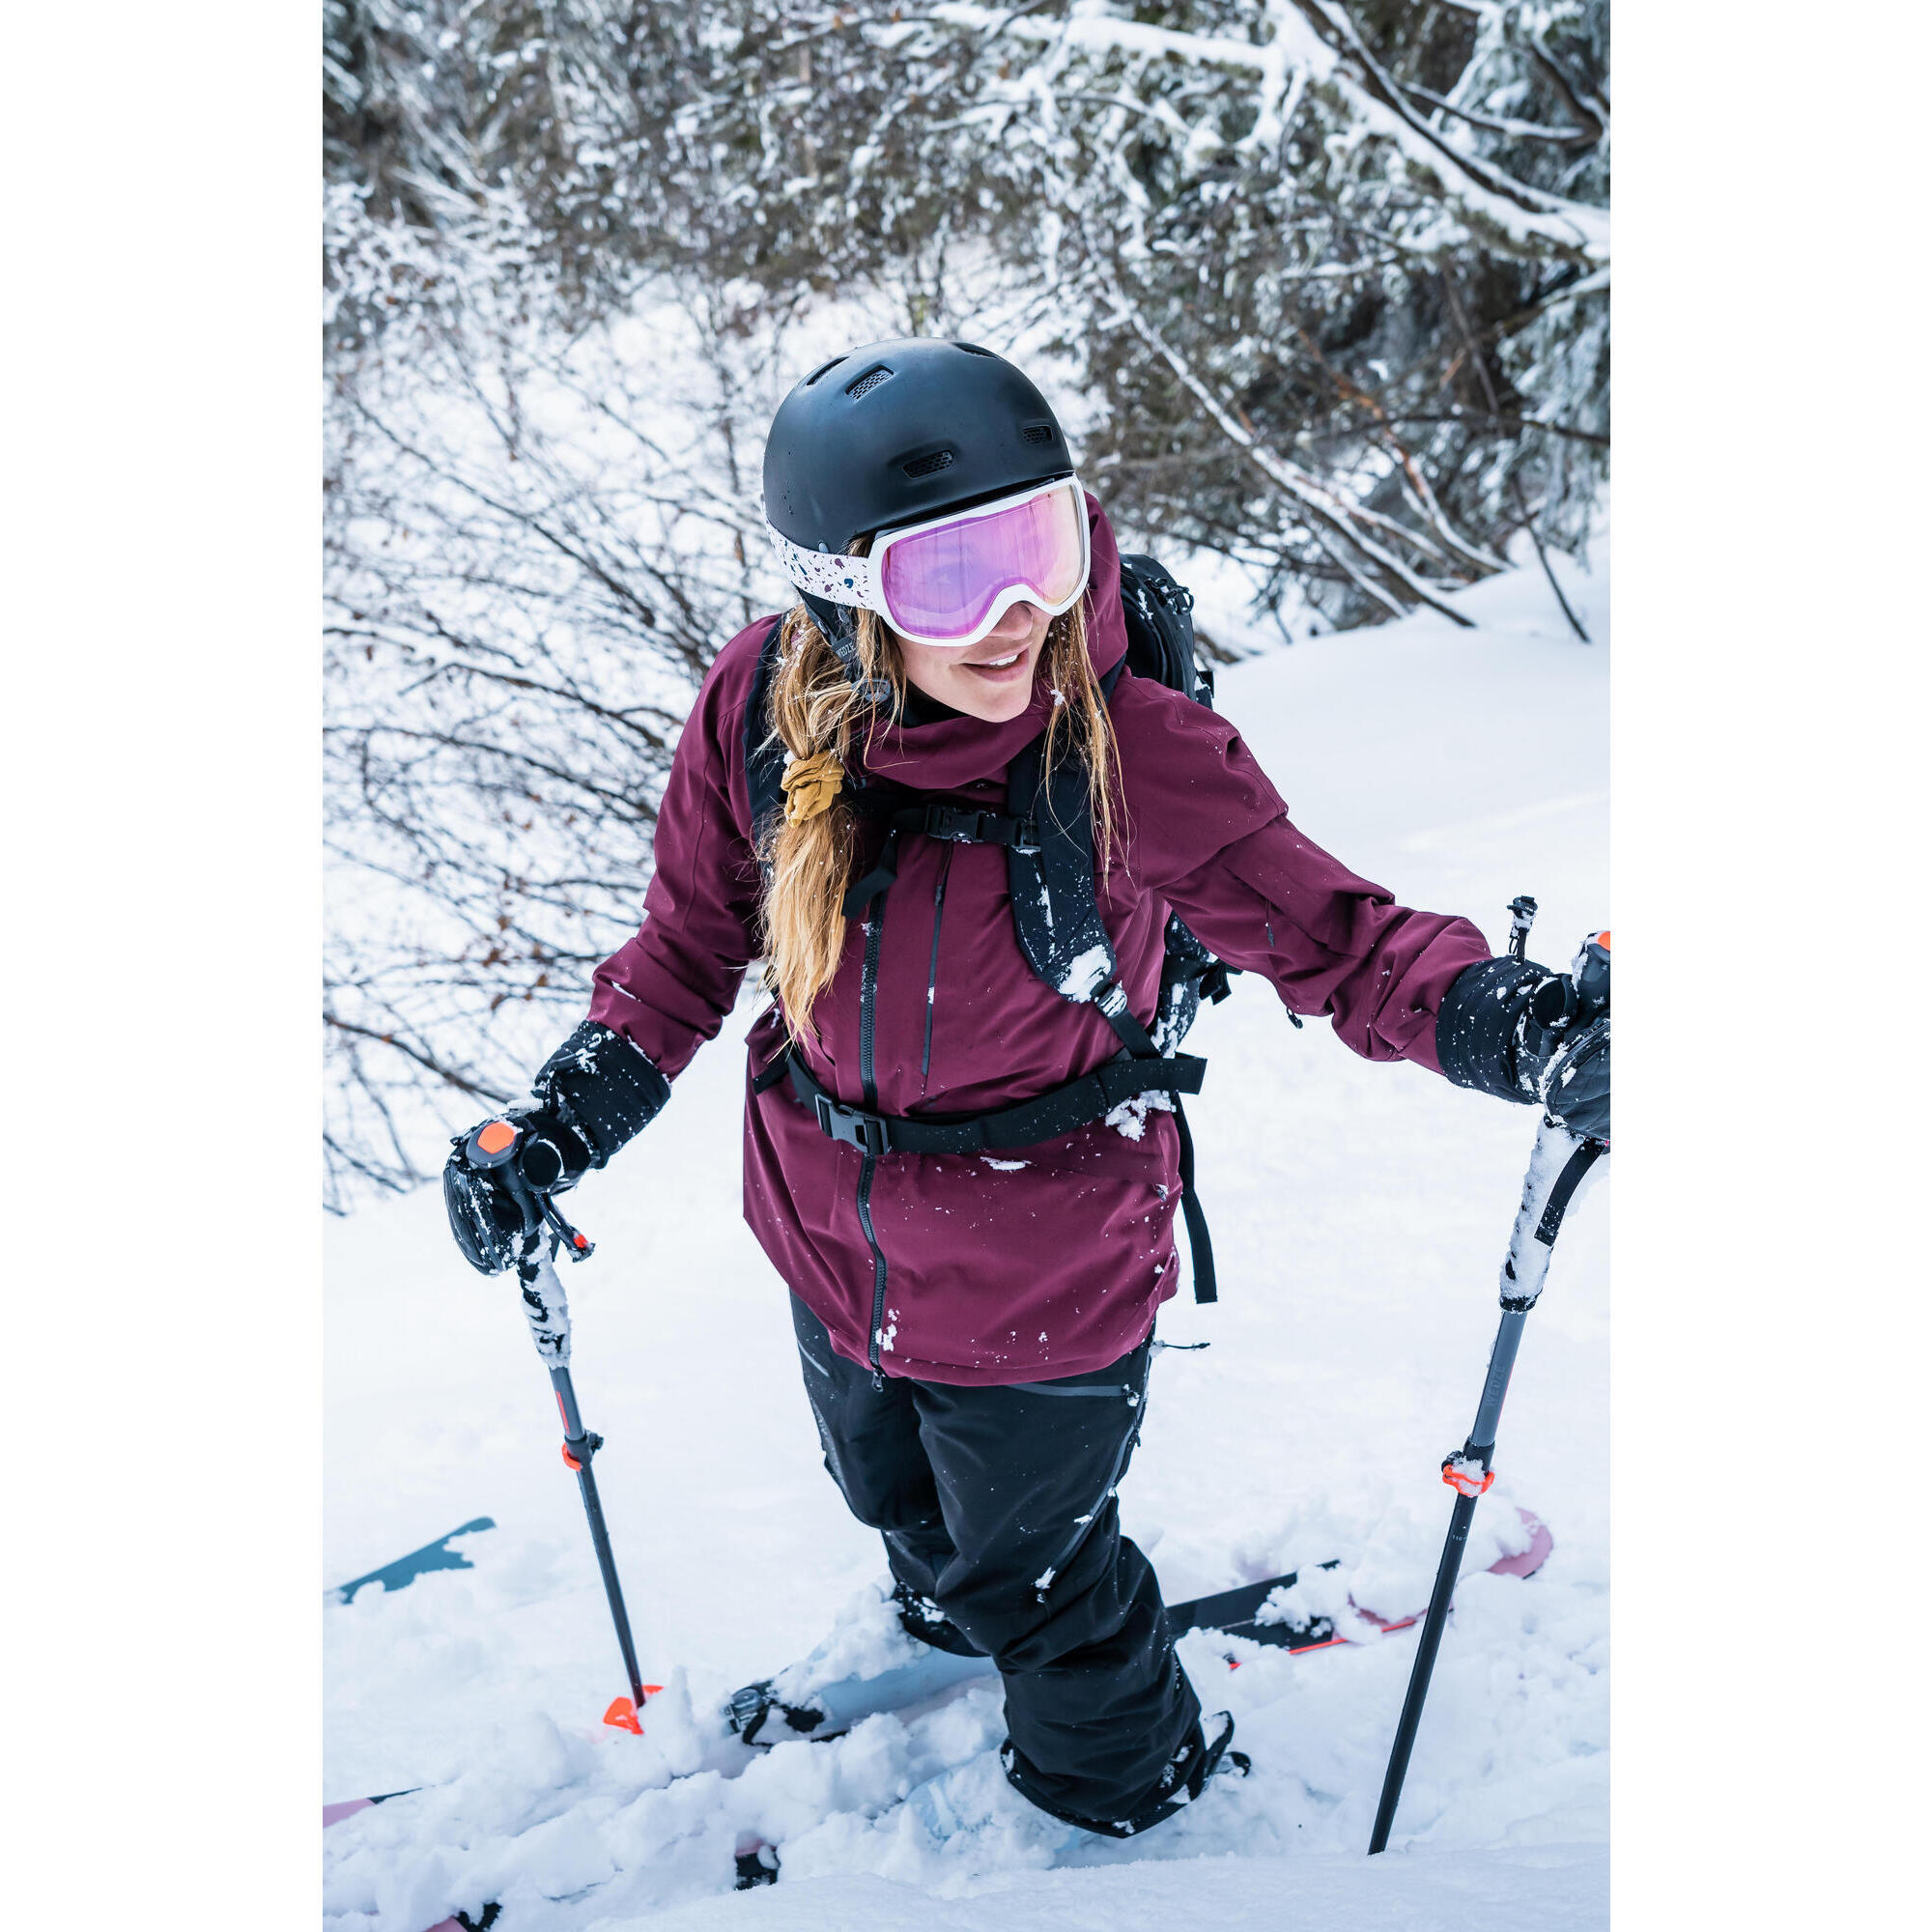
[325,542,1609,1930]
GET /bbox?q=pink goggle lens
[879,483,1087,640]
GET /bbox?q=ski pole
[462,1120,655,1735]
[1367,922,1609,1855]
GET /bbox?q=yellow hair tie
[781,749,846,826]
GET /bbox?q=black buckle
[726,1679,773,1742]
[812,1093,890,1155]
[922,804,1039,851]
[927,806,995,843]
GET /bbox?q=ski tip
[1488,1507,1554,1579]
[426,1909,499,1932]
[324,1788,420,1830]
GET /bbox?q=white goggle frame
[765,475,1090,650]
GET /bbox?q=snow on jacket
[586,502,1494,1384]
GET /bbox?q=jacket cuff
[1435,957,1549,1105]
[532,1021,671,1166]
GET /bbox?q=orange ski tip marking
[603,1696,643,1735]
[477,1120,517,1154]
[642,1685,664,1696]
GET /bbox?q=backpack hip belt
[771,1041,1206,1160]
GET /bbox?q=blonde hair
[757,597,1118,1040]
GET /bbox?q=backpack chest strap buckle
[922,803,1038,851]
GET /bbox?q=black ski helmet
[762,338,1075,555]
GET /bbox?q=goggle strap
[827,617,893,707]
[767,526,876,611]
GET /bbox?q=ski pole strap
[783,1048,1205,1158]
[1536,1137,1605,1247]
[1499,1118,1608,1311]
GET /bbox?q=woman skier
[442,339,1609,1840]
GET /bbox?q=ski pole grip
[517,1132,573,1192]
[465,1117,582,1246]
[1573,930,1610,1022]
[466,1119,522,1169]
[466,1119,548,1246]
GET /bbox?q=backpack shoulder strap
[743,616,788,847]
[1003,657,1219,1303]
[1003,663,1123,1006]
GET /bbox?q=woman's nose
[986,602,1042,644]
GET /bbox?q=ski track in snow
[326,542,1609,1929]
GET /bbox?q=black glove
[1436,952,1610,1141]
[442,1022,670,1274]
[1538,1012,1608,1142]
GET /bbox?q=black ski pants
[790,1295,1201,1822]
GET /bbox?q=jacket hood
[859,494,1127,793]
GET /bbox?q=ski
[329,1520,496,1606]
[327,1511,1552,1911]
[724,1508,1552,1747]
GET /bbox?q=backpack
[744,555,1236,1302]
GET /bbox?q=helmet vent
[802,356,842,387]
[901,449,955,478]
[844,364,893,400]
[1020,422,1055,444]
[953,342,994,356]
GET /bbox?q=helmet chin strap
[802,590,894,706]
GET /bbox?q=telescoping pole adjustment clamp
[557,1385,606,1473]
[1441,1452,1494,1498]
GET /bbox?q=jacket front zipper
[856,894,891,1384]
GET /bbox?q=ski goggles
[767,476,1091,650]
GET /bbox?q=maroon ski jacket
[587,503,1493,1384]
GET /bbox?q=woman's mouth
[962,647,1028,682]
